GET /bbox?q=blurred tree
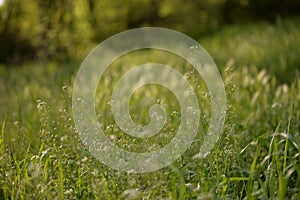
[36,0,75,61]
[0,0,35,63]
[221,0,300,24]
[0,0,299,64]
[126,0,162,28]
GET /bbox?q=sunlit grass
[0,18,299,199]
[202,17,300,84]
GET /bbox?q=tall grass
[202,17,300,84]
[0,18,299,199]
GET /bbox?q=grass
[0,17,300,199]
[202,17,300,84]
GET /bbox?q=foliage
[0,0,300,63]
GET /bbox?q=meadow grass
[0,18,299,199]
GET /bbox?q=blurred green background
[0,0,299,64]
